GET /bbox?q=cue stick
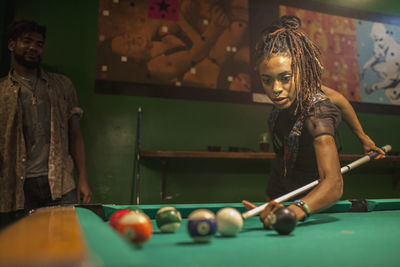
[132,106,142,205]
[241,145,392,220]
[340,145,391,174]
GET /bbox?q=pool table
[1,199,400,267]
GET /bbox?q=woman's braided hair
[256,16,323,114]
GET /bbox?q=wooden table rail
[133,151,400,203]
[0,207,90,267]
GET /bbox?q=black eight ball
[268,207,297,235]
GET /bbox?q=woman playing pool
[244,15,384,225]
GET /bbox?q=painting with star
[95,0,254,104]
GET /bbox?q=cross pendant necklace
[31,94,37,105]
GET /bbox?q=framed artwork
[95,0,400,113]
[95,0,255,104]
[275,1,400,113]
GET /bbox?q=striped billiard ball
[116,211,153,244]
[187,209,217,243]
[155,206,182,233]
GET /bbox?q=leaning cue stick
[132,107,143,205]
[241,145,392,220]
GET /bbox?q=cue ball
[187,209,217,242]
[216,207,243,236]
[109,209,131,229]
[116,211,153,244]
[155,206,182,233]
[269,207,297,235]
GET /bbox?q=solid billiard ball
[155,206,182,233]
[216,207,243,236]
[109,209,131,229]
[268,207,297,235]
[116,211,153,244]
[187,209,217,243]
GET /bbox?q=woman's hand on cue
[242,200,286,229]
[242,200,257,210]
[360,134,386,160]
[259,201,284,229]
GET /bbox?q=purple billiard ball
[187,209,217,242]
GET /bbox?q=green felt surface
[76,200,400,267]
[103,200,354,221]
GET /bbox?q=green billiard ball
[155,206,182,233]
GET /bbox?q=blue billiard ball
[187,209,217,242]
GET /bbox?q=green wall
[8,0,400,205]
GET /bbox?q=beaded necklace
[268,92,327,176]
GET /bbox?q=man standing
[0,20,92,215]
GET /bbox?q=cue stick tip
[241,212,251,221]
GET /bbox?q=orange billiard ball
[116,211,153,244]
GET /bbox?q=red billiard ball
[116,211,153,244]
[109,209,131,229]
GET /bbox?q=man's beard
[14,52,41,69]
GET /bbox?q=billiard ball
[127,206,143,213]
[187,209,217,243]
[115,211,153,244]
[268,207,297,235]
[155,206,182,233]
[216,207,243,236]
[109,209,131,229]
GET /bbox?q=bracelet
[294,200,311,221]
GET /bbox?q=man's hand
[77,179,92,204]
